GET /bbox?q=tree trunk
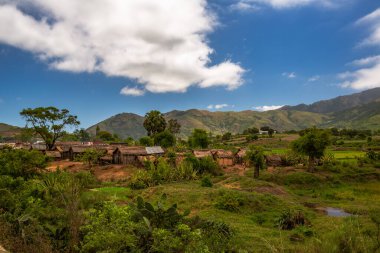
[308,156,315,173]
[254,165,259,178]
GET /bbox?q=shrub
[214,190,245,212]
[200,176,213,187]
[275,209,308,230]
[129,170,153,189]
[198,156,221,175]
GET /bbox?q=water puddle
[325,207,351,217]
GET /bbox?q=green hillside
[282,87,380,113]
[86,109,330,139]
[86,88,380,139]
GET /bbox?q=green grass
[329,150,365,160]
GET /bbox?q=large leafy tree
[74,128,91,142]
[188,129,209,149]
[245,145,265,178]
[154,130,176,148]
[20,107,80,150]
[167,119,181,135]
[143,110,167,136]
[291,128,330,172]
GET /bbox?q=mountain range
[85,88,380,139]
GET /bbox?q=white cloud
[230,1,260,12]
[282,72,296,79]
[120,87,145,96]
[308,75,320,82]
[0,0,244,94]
[207,104,230,110]
[356,8,380,47]
[253,105,284,111]
[231,0,345,10]
[338,55,380,90]
[349,55,380,67]
[338,9,380,90]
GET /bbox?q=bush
[275,209,308,230]
[198,157,221,175]
[0,148,48,179]
[214,190,245,212]
[200,176,213,187]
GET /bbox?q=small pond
[325,207,351,217]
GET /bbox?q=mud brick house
[113,146,164,166]
[212,149,234,167]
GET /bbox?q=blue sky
[0,0,380,128]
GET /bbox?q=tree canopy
[245,145,265,178]
[167,119,181,135]
[20,107,80,150]
[292,128,330,172]
[188,129,209,149]
[143,110,167,136]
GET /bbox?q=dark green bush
[200,176,213,187]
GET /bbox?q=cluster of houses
[0,141,282,168]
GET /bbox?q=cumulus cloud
[120,87,145,96]
[230,0,345,10]
[253,105,284,111]
[282,72,296,79]
[0,0,244,94]
[339,9,380,90]
[338,55,380,90]
[207,104,230,110]
[308,75,320,82]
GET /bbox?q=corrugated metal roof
[146,146,164,154]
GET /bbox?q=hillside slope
[0,123,20,137]
[282,87,380,114]
[87,109,329,139]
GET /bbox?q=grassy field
[85,164,380,252]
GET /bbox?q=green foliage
[167,119,181,135]
[76,148,103,167]
[73,128,91,141]
[245,145,265,178]
[188,129,209,148]
[143,110,167,136]
[139,136,154,146]
[96,130,115,141]
[20,107,80,150]
[184,154,221,176]
[292,128,331,172]
[246,134,258,142]
[154,130,176,148]
[214,190,245,212]
[275,209,307,230]
[80,202,137,252]
[129,159,198,189]
[0,148,47,179]
[222,132,232,141]
[200,176,213,187]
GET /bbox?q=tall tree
[245,145,265,178]
[143,110,167,136]
[20,107,80,150]
[167,119,181,135]
[291,128,330,172]
[74,128,91,142]
[188,129,209,149]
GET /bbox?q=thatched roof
[193,150,212,158]
[70,146,90,153]
[236,149,247,158]
[212,149,234,158]
[115,146,147,155]
[46,151,62,158]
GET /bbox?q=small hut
[31,144,46,153]
[56,145,71,160]
[113,146,148,166]
[99,146,117,165]
[45,151,62,161]
[212,149,234,167]
[235,148,247,165]
[69,146,90,161]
